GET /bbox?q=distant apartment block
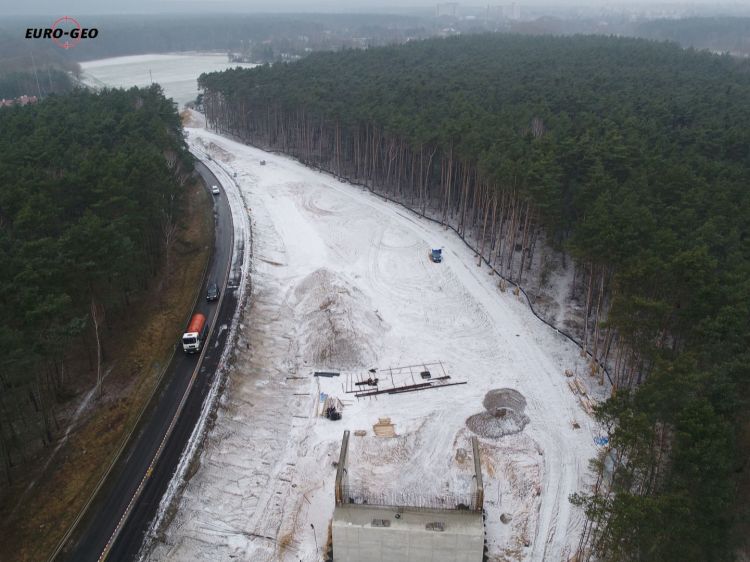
[508,2,521,20]
[486,3,522,21]
[436,2,460,17]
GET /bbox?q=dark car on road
[206,282,220,302]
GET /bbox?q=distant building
[332,430,485,562]
[438,27,461,38]
[436,2,459,17]
[485,4,521,21]
[0,95,38,108]
[506,2,521,20]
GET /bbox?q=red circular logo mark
[51,16,82,49]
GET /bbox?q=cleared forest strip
[144,128,599,561]
[202,114,611,387]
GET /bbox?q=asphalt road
[61,160,239,562]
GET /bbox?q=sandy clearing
[143,128,604,562]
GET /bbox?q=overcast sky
[1,0,746,16]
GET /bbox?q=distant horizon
[3,0,750,17]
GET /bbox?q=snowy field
[80,54,255,107]
[142,124,606,562]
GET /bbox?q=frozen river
[81,53,255,107]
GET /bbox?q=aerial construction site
[141,125,608,562]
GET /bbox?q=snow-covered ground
[144,126,607,562]
[80,54,256,108]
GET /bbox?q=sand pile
[294,268,386,368]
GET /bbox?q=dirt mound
[294,268,386,368]
[466,388,529,438]
[194,137,234,162]
[206,141,234,162]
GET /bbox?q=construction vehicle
[182,313,207,353]
[430,248,443,263]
